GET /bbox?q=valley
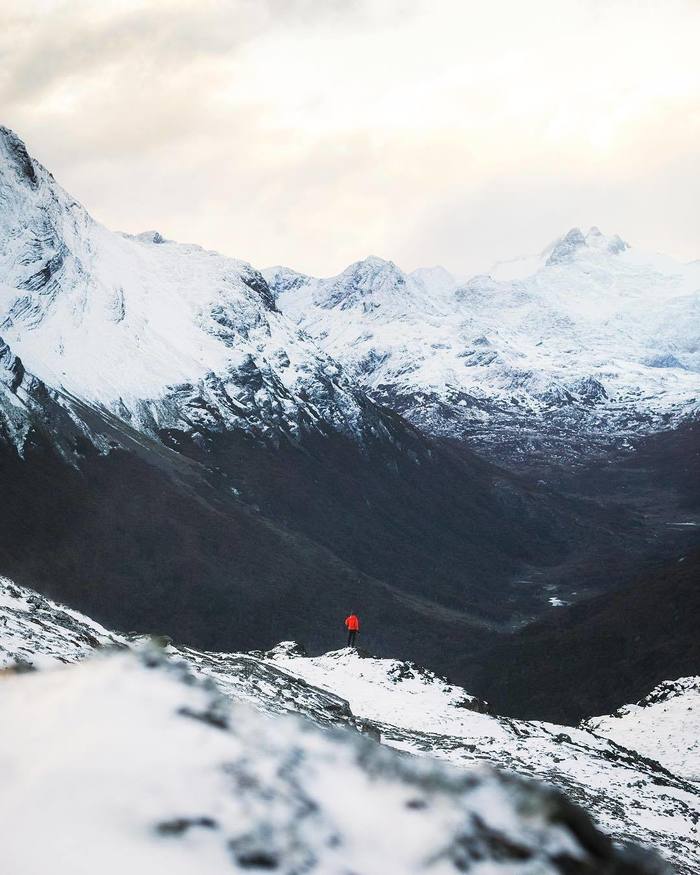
[0,124,697,719]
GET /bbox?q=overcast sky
[2,0,699,277]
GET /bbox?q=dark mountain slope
[162,413,630,622]
[464,423,700,723]
[1,126,696,721]
[476,546,700,724]
[0,385,633,668]
[0,428,468,659]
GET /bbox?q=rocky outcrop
[0,338,24,393]
[0,585,680,875]
[0,647,672,875]
[1,579,696,873]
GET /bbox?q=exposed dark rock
[0,125,39,187]
[156,816,218,835]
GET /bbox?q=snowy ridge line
[266,226,700,465]
[0,125,402,455]
[0,645,671,875]
[0,576,698,873]
[583,676,700,783]
[2,125,699,467]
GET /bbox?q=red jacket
[345,614,360,631]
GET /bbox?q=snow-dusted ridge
[583,676,700,783]
[3,123,697,469]
[267,228,700,466]
[4,650,670,875]
[0,125,391,454]
[1,576,697,873]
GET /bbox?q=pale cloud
[1,0,699,276]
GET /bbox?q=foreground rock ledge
[0,650,670,875]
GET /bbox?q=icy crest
[312,256,410,311]
[0,128,387,450]
[545,226,629,265]
[270,226,700,464]
[584,677,700,782]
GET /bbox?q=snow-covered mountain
[5,124,661,684]
[584,676,700,783]
[266,228,700,468]
[0,125,696,748]
[1,576,697,873]
[0,125,388,455]
[2,653,669,875]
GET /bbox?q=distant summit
[270,225,699,471]
[545,226,629,265]
[0,125,39,188]
[316,256,407,310]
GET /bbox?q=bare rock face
[546,227,588,265]
[0,125,39,187]
[0,339,25,393]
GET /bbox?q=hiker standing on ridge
[345,611,360,647]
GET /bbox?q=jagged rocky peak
[635,676,700,707]
[0,125,39,188]
[343,254,404,278]
[262,265,312,298]
[317,255,408,310]
[546,226,629,265]
[585,225,629,254]
[268,214,698,466]
[455,272,503,299]
[0,129,92,318]
[0,128,391,450]
[409,264,456,296]
[133,229,167,244]
[545,227,586,265]
[582,676,700,784]
[0,337,25,394]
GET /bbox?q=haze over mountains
[0,125,698,722]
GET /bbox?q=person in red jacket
[345,611,360,647]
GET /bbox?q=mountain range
[265,227,699,471]
[0,125,698,721]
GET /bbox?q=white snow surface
[267,227,700,452]
[2,126,698,461]
[266,642,488,735]
[584,677,700,783]
[0,126,371,446]
[3,651,634,875]
[1,579,698,873]
[2,579,661,875]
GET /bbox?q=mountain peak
[317,256,407,310]
[261,265,312,299]
[546,226,629,266]
[341,255,403,277]
[0,125,38,188]
[409,265,456,296]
